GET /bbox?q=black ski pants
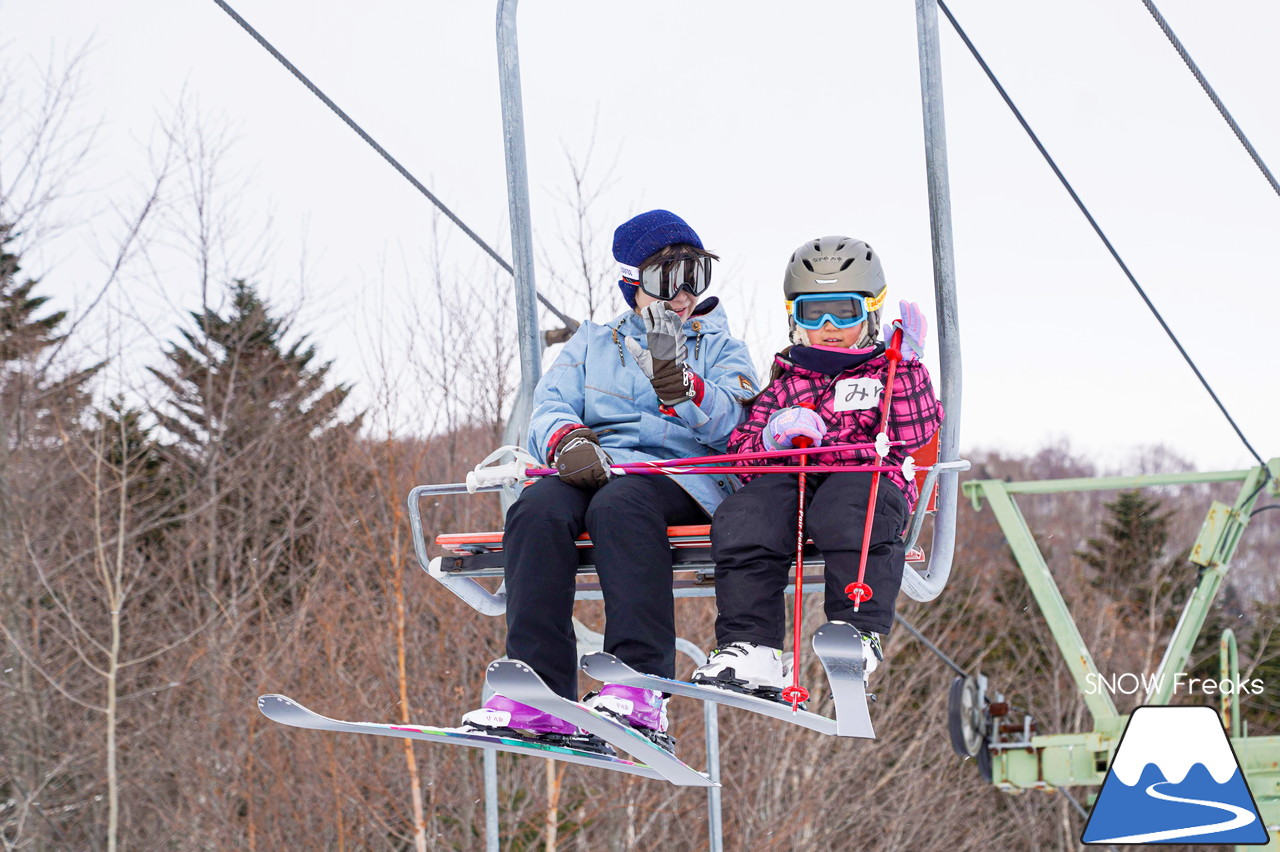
[709,471,909,647]
[503,474,706,700]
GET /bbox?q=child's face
[635,287,697,322]
[802,320,866,349]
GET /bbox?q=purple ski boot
[460,695,613,755]
[583,684,675,754]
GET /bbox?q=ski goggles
[789,291,881,330]
[620,256,712,301]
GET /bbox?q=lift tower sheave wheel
[948,674,993,782]
[947,674,984,757]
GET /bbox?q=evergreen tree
[147,279,359,611]
[0,224,66,361]
[1078,490,1185,618]
[1077,489,1195,695]
[148,280,354,456]
[0,223,99,449]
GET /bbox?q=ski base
[580,653,837,736]
[256,694,667,781]
[812,621,877,738]
[486,660,717,787]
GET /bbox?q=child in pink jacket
[692,236,942,697]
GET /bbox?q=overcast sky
[3,0,1277,472]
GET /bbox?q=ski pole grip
[793,401,817,450]
[886,327,904,363]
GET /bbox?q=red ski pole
[845,329,904,612]
[781,404,818,712]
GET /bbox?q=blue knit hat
[612,209,704,307]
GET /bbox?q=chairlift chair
[409,429,969,616]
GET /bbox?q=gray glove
[624,302,693,406]
[554,427,613,490]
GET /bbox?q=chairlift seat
[435,524,927,588]
[421,432,944,613]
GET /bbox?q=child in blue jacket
[461,210,758,752]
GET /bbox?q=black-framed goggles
[620,256,712,301]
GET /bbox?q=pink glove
[763,406,827,450]
[883,299,927,361]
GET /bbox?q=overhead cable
[207,0,578,331]
[895,614,969,678]
[1140,0,1280,199]
[936,0,1268,471]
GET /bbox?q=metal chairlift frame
[958,460,1280,842]
[409,0,968,618]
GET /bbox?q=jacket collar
[610,297,729,337]
[776,343,886,378]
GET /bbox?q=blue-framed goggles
[789,292,871,330]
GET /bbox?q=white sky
[3,0,1277,472]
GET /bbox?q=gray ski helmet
[783,236,886,345]
[783,236,886,303]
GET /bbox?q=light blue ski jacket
[527,297,759,516]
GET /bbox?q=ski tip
[488,659,532,673]
[258,694,285,720]
[258,694,306,719]
[258,694,284,709]
[579,652,621,676]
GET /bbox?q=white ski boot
[691,642,787,694]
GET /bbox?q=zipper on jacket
[610,323,626,366]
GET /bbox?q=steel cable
[936,0,1269,472]
[895,613,968,678]
[207,0,578,330]
[1139,0,1280,198]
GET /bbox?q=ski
[256,694,668,782]
[485,660,717,788]
[579,652,838,736]
[812,621,876,738]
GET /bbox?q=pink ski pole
[590,441,898,470]
[525,463,921,477]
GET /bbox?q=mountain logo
[1082,704,1270,845]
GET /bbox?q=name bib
[833,377,884,412]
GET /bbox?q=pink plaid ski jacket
[729,347,943,510]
